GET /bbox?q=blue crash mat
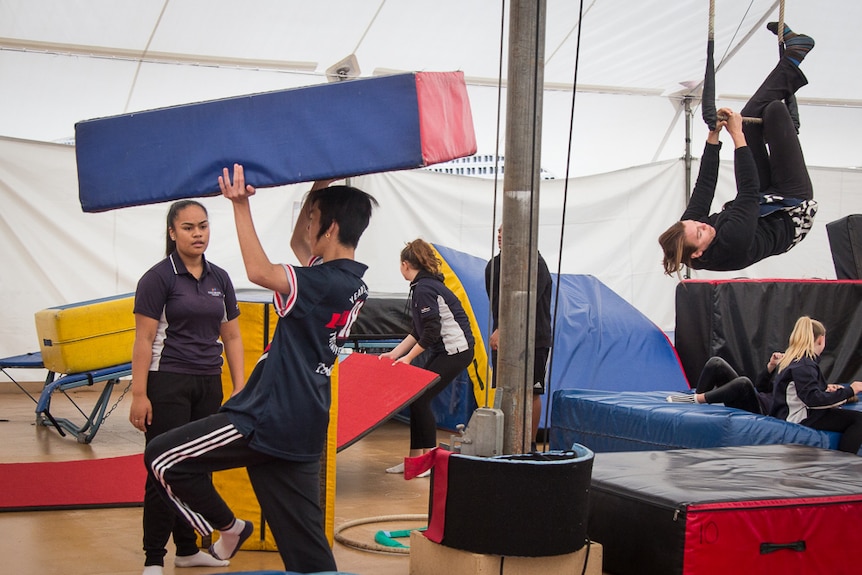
[548,389,859,453]
[75,72,475,212]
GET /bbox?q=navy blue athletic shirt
[221,258,368,461]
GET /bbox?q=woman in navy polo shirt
[130,200,245,575]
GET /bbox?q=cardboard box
[409,531,603,575]
[35,294,135,374]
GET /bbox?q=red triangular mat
[336,352,440,451]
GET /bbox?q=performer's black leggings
[741,58,813,201]
[804,409,862,455]
[695,357,763,415]
[143,372,223,566]
[409,348,473,449]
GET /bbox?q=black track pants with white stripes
[144,412,336,572]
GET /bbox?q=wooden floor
[0,380,438,575]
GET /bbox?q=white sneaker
[666,394,696,403]
[386,462,405,474]
[175,551,229,568]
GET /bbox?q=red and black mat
[589,444,862,575]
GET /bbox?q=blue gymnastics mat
[431,245,690,429]
[76,72,475,212]
[548,389,857,453]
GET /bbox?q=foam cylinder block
[34,294,135,374]
[408,446,594,557]
[75,72,476,212]
[826,214,862,279]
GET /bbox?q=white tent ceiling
[1,0,861,364]
[2,0,860,176]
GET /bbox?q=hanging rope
[521,0,545,452]
[778,0,785,44]
[481,0,508,409]
[701,0,717,130]
[703,0,797,127]
[539,0,587,449]
[776,1,801,130]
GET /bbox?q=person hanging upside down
[659,23,818,274]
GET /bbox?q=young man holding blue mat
[145,166,377,572]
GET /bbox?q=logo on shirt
[207,288,223,297]
[350,284,368,304]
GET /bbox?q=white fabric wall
[3,135,862,379]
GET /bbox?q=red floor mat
[0,453,145,511]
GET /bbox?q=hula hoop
[334,514,428,555]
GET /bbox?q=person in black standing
[485,225,553,451]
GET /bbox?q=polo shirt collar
[168,251,211,278]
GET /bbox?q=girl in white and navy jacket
[381,239,474,475]
[770,316,862,455]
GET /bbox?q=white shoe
[386,462,405,474]
[666,394,696,403]
[175,551,229,568]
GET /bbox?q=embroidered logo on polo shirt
[207,288,223,297]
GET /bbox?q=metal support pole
[498,0,546,454]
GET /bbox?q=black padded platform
[827,215,862,279]
[675,279,862,385]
